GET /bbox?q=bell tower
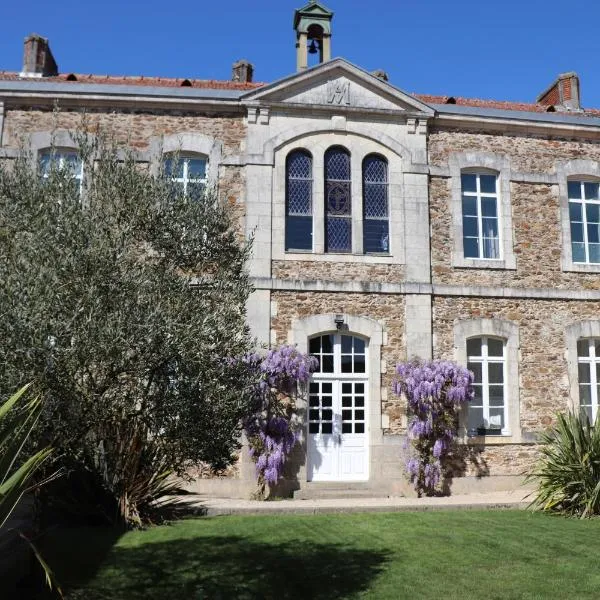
[294,1,333,71]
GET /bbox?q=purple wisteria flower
[395,359,474,496]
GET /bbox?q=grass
[31,510,600,599]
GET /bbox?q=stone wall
[272,261,405,282]
[431,295,600,476]
[271,290,407,432]
[429,128,600,289]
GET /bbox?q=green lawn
[40,510,600,599]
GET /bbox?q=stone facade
[5,10,600,498]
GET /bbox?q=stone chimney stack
[537,72,581,111]
[21,34,58,77]
[232,60,254,83]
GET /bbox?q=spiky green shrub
[527,411,600,518]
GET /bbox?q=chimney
[21,34,58,77]
[232,60,254,83]
[537,72,580,111]
[372,69,389,82]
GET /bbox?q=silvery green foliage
[0,131,254,525]
[394,360,474,496]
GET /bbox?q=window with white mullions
[164,155,207,200]
[285,150,313,251]
[39,149,83,194]
[325,146,352,253]
[461,172,500,259]
[576,338,600,422]
[467,336,508,436]
[363,154,389,254]
[568,180,600,264]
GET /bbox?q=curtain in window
[285,150,313,251]
[325,147,352,253]
[363,155,389,253]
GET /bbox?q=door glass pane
[322,423,333,434]
[322,382,332,393]
[355,423,365,433]
[355,396,364,407]
[341,355,352,373]
[342,423,352,433]
[353,355,366,373]
[342,410,352,421]
[342,382,352,394]
[321,356,334,373]
[309,337,321,354]
[342,396,352,407]
[355,383,364,394]
[341,336,353,353]
[355,410,365,421]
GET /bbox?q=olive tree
[0,131,255,525]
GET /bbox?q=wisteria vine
[394,360,474,496]
[242,345,318,496]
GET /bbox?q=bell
[308,39,319,55]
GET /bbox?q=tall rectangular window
[363,155,389,253]
[325,147,352,253]
[461,172,500,259]
[467,336,507,435]
[577,338,600,422]
[568,180,600,264]
[285,150,313,251]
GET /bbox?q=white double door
[307,378,369,481]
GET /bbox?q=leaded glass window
[461,172,500,259]
[363,154,389,253]
[164,155,207,200]
[285,150,313,251]
[577,338,600,422]
[568,180,600,264]
[467,336,507,436]
[325,147,351,253]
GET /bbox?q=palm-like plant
[527,410,600,518]
[0,384,60,595]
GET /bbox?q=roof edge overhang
[241,58,435,117]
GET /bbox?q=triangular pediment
[243,59,434,116]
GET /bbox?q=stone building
[3,2,600,497]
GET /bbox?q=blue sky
[2,0,600,106]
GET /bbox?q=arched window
[164,154,207,200]
[461,170,500,259]
[285,150,313,251]
[568,179,600,263]
[363,154,389,253]
[466,336,508,436]
[325,146,352,253]
[39,148,83,194]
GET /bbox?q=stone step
[293,483,396,500]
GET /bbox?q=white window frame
[461,171,501,260]
[466,336,509,436]
[165,154,208,198]
[449,152,516,270]
[39,148,84,194]
[575,338,600,422]
[454,318,521,443]
[566,321,600,418]
[567,179,600,265]
[558,160,600,273]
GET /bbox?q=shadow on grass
[66,534,391,600]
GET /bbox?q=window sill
[562,261,600,273]
[452,255,517,270]
[280,252,397,264]
[458,433,524,445]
